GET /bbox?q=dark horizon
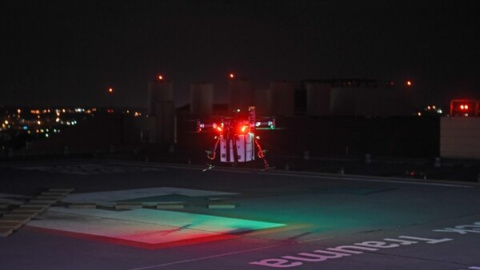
[2,0,480,108]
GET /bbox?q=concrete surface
[1,160,480,270]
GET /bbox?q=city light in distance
[108,87,113,93]
[406,80,413,86]
[229,73,235,79]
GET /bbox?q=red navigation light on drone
[212,123,223,134]
[238,125,249,134]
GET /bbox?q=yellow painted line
[20,203,50,208]
[115,202,143,210]
[208,203,236,209]
[0,221,23,230]
[0,227,13,237]
[11,209,40,215]
[3,213,35,219]
[69,203,97,209]
[0,216,31,224]
[244,223,311,238]
[29,199,56,204]
[156,203,185,209]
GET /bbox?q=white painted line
[63,187,238,206]
[264,172,475,188]
[299,236,335,243]
[49,188,74,192]
[41,192,67,196]
[20,204,50,208]
[127,245,278,270]
[146,163,475,188]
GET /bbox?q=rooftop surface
[1,160,480,270]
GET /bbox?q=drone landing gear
[202,137,271,171]
[202,163,215,172]
[255,139,270,171]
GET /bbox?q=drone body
[196,106,275,169]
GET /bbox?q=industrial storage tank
[305,81,331,117]
[147,76,175,145]
[228,79,255,113]
[272,81,295,117]
[148,77,173,116]
[190,82,213,117]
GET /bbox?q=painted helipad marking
[0,188,75,236]
[63,187,238,207]
[27,207,284,249]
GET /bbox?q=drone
[196,106,275,170]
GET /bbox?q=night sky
[2,0,480,108]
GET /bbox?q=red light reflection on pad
[25,226,238,250]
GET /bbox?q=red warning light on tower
[450,99,480,116]
[158,75,164,81]
[406,80,413,87]
[229,73,235,79]
[108,87,113,93]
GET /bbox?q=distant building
[303,79,415,117]
[148,78,175,145]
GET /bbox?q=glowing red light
[460,104,469,110]
[406,80,412,86]
[212,123,223,133]
[158,75,164,80]
[238,125,249,134]
[229,73,235,79]
[108,87,113,93]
